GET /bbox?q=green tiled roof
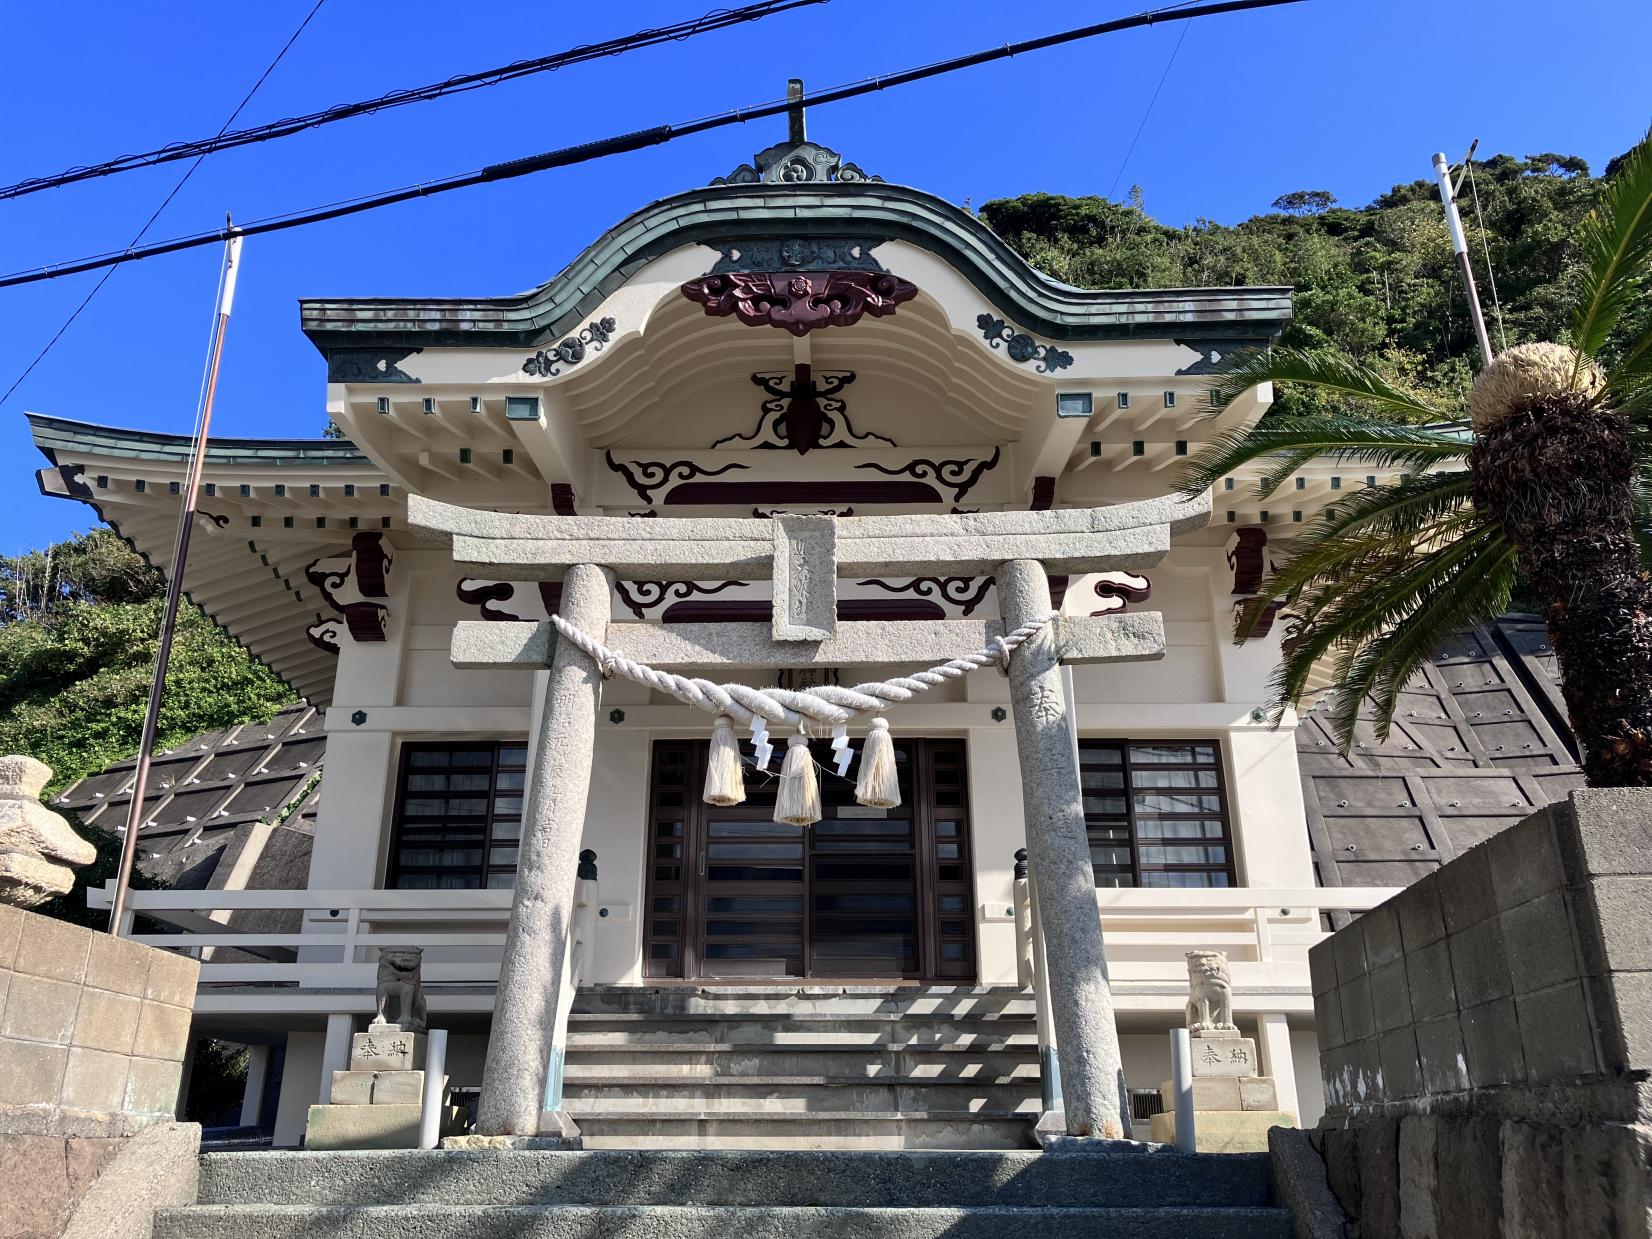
[28,414,369,467]
[300,182,1292,352]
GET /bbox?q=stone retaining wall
[1307,788,1652,1237]
[0,905,200,1237]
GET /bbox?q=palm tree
[1179,133,1652,787]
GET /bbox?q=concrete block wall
[0,906,199,1138]
[1306,788,1652,1238]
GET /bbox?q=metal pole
[1432,152,1495,369]
[420,1028,450,1149]
[108,230,243,936]
[1170,1028,1196,1152]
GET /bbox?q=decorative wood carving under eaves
[976,315,1073,374]
[711,367,894,454]
[327,347,423,384]
[854,446,1000,504]
[711,138,878,187]
[605,452,749,504]
[523,317,616,377]
[303,532,394,652]
[680,271,919,337]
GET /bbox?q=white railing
[90,868,603,991]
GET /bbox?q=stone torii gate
[410,493,1211,1141]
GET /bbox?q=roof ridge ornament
[711,79,880,187]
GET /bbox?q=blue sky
[2,0,1647,550]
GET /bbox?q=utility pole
[108,229,244,936]
[1433,148,1495,370]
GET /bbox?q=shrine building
[27,103,1479,1149]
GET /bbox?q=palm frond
[1572,128,1652,365]
[1291,471,1474,546]
[1605,319,1652,417]
[1177,417,1468,500]
[1205,346,1444,421]
[1320,532,1518,745]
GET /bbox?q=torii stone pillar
[999,557,1126,1139]
[475,562,613,1137]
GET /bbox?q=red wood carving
[550,484,577,515]
[1228,527,1269,596]
[680,271,919,336]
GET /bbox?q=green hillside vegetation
[980,151,1644,417]
[0,528,295,793]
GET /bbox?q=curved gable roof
[300,181,1290,354]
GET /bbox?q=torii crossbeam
[410,492,1211,1142]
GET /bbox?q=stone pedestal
[1151,1030,1296,1152]
[304,1022,461,1150]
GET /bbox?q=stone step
[564,1076,1042,1114]
[571,1111,1036,1150]
[155,1203,1294,1239]
[565,1015,1036,1045]
[566,1031,1040,1050]
[573,986,1035,1020]
[193,1148,1280,1209]
[564,1046,1038,1079]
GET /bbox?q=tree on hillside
[979,151,1608,416]
[0,528,294,792]
[1176,133,1652,787]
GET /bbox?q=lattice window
[388,742,527,889]
[1079,740,1235,888]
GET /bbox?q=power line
[0,0,327,409]
[0,0,1311,291]
[1107,16,1191,200]
[0,0,827,202]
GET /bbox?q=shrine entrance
[644,738,976,983]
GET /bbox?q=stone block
[0,970,9,1031]
[1447,917,1512,1009]
[125,1056,184,1118]
[1439,843,1499,935]
[1315,987,1345,1051]
[0,1038,67,1107]
[1405,938,1457,1022]
[1487,807,1564,911]
[1377,1027,1423,1100]
[1338,974,1374,1044]
[303,1102,462,1151]
[141,950,198,1010]
[1565,788,1652,879]
[1330,922,1367,987]
[133,1000,192,1061]
[11,915,90,985]
[1396,872,1447,953]
[71,988,139,1055]
[350,1029,425,1072]
[1461,996,1525,1088]
[1319,1123,1362,1220]
[771,514,837,641]
[1517,980,1601,1082]
[1589,969,1652,1073]
[0,904,22,971]
[1309,942,1337,997]
[1562,1120,1651,1238]
[1500,889,1581,997]
[1583,875,1652,975]
[1148,1108,1294,1153]
[1361,902,1405,970]
[3,974,82,1045]
[83,933,151,999]
[1437,1116,1502,1238]
[1369,958,1413,1033]
[329,1069,434,1106]
[0,1132,72,1237]
[1239,1077,1279,1112]
[1357,1117,1400,1239]
[1501,1121,1567,1238]
[1188,1034,1257,1077]
[1414,1015,1469,1095]
[60,1047,131,1114]
[1397,1116,1438,1239]
[1157,1076,1240,1111]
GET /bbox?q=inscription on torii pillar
[411,492,1211,1142]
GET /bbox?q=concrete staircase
[155,1148,1295,1238]
[563,985,1041,1150]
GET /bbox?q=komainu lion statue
[373,946,428,1033]
[0,755,97,909]
[1185,949,1237,1033]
